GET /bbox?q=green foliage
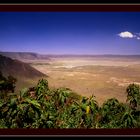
[0,71,17,98]
[35,79,49,96]
[126,83,140,110]
[0,78,140,128]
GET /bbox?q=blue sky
[0,12,140,55]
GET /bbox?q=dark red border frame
[0,128,140,136]
[0,4,140,12]
[0,4,140,136]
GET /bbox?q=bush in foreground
[0,77,140,128]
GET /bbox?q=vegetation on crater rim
[0,71,140,128]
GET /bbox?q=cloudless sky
[0,12,140,55]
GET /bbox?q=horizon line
[1,51,140,56]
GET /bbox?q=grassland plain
[29,56,140,106]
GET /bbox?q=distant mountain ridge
[0,52,50,61]
[1,52,140,60]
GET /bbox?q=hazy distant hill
[1,52,140,61]
[0,54,46,79]
[0,52,50,61]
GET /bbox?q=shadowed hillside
[0,54,47,91]
[0,54,46,78]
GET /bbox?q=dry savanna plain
[25,55,140,105]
